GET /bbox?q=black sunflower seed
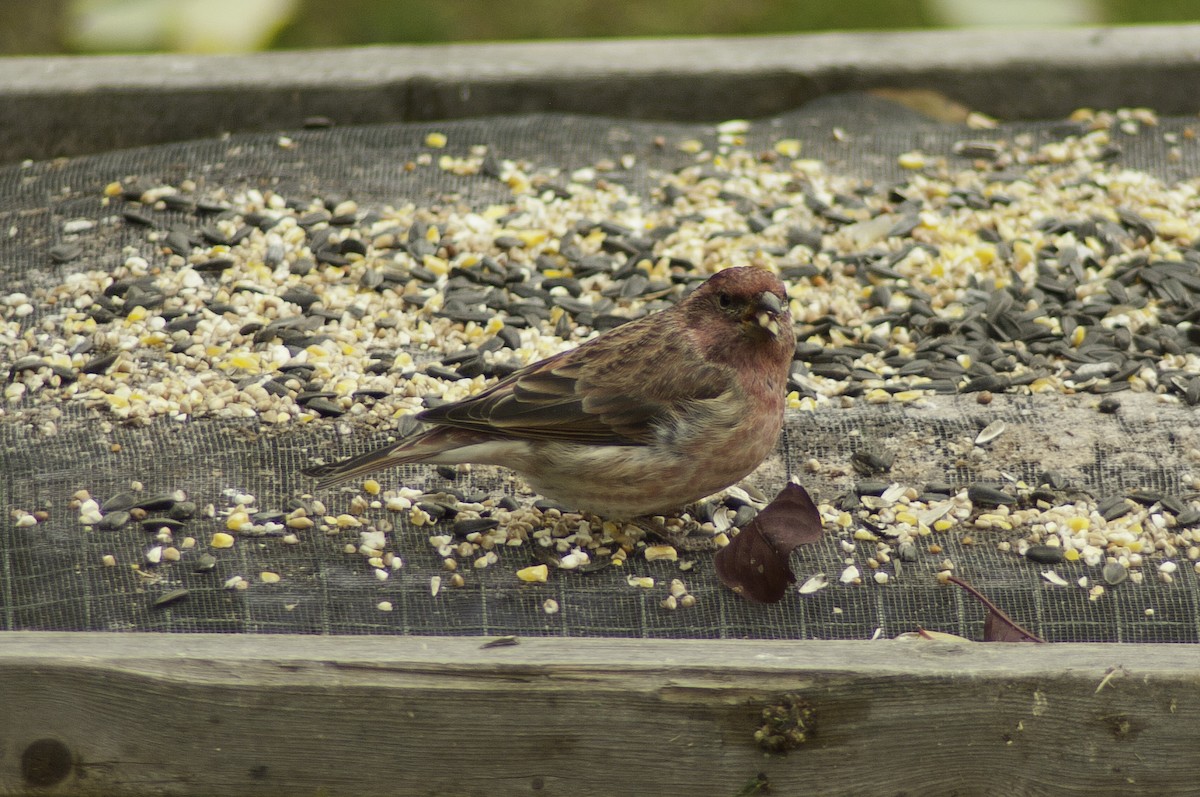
[161,194,195,212]
[133,494,178,511]
[122,209,155,226]
[280,287,319,309]
[1098,496,1132,521]
[97,510,130,531]
[153,588,190,608]
[453,517,501,536]
[49,242,83,263]
[1025,545,1065,564]
[164,229,194,256]
[854,480,890,496]
[81,352,119,374]
[141,517,185,531]
[967,484,1016,507]
[304,398,344,417]
[194,256,235,273]
[102,492,137,512]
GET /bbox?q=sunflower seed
[1025,545,1065,564]
[798,573,828,594]
[1042,571,1069,587]
[974,420,1007,445]
[967,484,1016,507]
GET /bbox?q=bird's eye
[717,293,733,309]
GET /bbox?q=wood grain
[1,633,1199,796]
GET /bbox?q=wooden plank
[4,25,1200,162]
[1,632,1199,796]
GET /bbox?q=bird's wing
[418,318,731,445]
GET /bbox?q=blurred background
[0,0,1195,55]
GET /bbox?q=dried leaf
[714,521,794,602]
[715,482,822,603]
[983,611,1039,644]
[947,575,1046,643]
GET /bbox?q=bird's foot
[637,512,720,553]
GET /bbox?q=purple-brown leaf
[947,575,1046,643]
[983,610,1043,643]
[715,482,823,603]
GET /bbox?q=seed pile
[3,106,1200,637]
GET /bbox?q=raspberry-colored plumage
[303,266,794,517]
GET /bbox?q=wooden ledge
[3,24,1200,162]
[1,632,1197,795]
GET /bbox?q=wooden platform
[3,24,1200,163]
[2,632,1198,795]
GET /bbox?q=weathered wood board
[2,633,1198,796]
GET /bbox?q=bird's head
[683,266,792,345]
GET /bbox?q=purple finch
[304,266,794,517]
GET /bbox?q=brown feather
[417,307,731,445]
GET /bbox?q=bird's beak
[753,291,784,337]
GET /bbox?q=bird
[303,266,795,518]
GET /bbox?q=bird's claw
[637,513,720,552]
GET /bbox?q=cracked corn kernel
[774,138,802,158]
[260,571,280,583]
[211,532,235,549]
[644,544,678,562]
[516,564,548,583]
[424,132,447,148]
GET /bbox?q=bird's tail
[302,426,479,490]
